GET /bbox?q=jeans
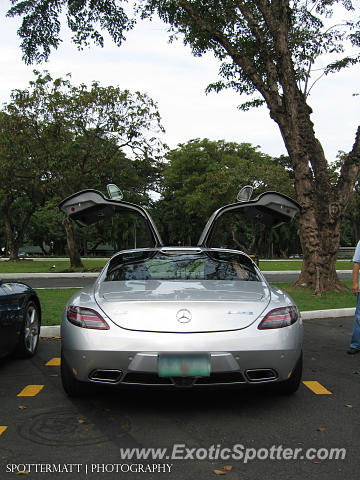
[351,294,360,349]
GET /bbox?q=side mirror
[237,185,253,202]
[107,184,123,201]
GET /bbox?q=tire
[276,352,303,395]
[15,300,40,358]
[61,350,90,397]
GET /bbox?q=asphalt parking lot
[0,317,359,480]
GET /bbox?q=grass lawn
[272,281,355,312]
[0,259,107,273]
[259,260,353,271]
[37,282,356,327]
[36,288,80,326]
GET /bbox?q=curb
[300,307,355,319]
[40,326,61,338]
[40,308,356,338]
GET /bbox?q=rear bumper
[61,313,303,387]
[63,348,302,387]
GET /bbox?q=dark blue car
[0,280,41,358]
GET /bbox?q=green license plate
[158,354,211,377]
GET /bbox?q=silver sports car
[59,186,302,396]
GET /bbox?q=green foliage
[154,138,296,251]
[5,70,164,196]
[7,0,134,65]
[27,201,67,254]
[0,70,164,259]
[0,111,47,257]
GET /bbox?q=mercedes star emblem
[176,308,192,323]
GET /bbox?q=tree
[2,70,164,267]
[7,0,360,293]
[0,112,46,260]
[155,138,295,249]
[27,201,68,255]
[24,153,162,257]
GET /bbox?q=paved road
[0,274,98,289]
[13,276,97,289]
[0,317,359,479]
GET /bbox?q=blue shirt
[353,241,360,263]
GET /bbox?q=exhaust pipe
[89,369,122,383]
[245,369,277,382]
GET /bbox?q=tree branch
[178,0,281,110]
[234,0,279,96]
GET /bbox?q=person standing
[348,241,360,354]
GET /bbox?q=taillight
[258,306,298,330]
[67,306,110,330]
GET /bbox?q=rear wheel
[276,352,303,395]
[15,300,40,358]
[61,350,90,397]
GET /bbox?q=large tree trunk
[272,92,360,294]
[295,208,345,293]
[62,217,84,269]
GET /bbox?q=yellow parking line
[17,385,44,397]
[0,426,7,436]
[303,381,332,395]
[46,357,61,366]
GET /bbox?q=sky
[0,2,359,161]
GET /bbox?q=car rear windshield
[105,251,260,282]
